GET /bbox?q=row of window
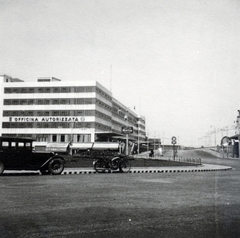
[3,110,112,121]
[4,98,96,105]
[2,122,112,130]
[4,86,95,94]
[2,134,91,143]
[3,97,112,111]
[4,86,112,100]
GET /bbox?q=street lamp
[210,126,217,147]
[124,112,129,156]
[137,121,140,155]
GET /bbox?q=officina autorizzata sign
[9,116,85,122]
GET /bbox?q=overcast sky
[1,0,240,146]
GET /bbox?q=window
[76,87,85,92]
[2,141,9,147]
[70,87,76,93]
[13,88,20,93]
[28,99,34,105]
[52,135,57,142]
[44,99,50,105]
[26,142,31,150]
[60,135,65,142]
[4,88,12,94]
[53,88,60,93]
[86,86,94,92]
[27,111,34,116]
[20,88,27,94]
[4,100,11,105]
[60,99,68,104]
[20,99,27,105]
[12,100,18,105]
[53,99,58,104]
[44,111,50,116]
[36,123,42,128]
[75,110,84,116]
[19,111,25,116]
[77,134,91,142]
[85,98,94,104]
[44,88,51,93]
[77,98,84,104]
[37,88,44,93]
[53,111,59,116]
[37,111,43,116]
[3,111,10,116]
[18,142,24,147]
[29,88,35,93]
[36,99,42,105]
[60,111,67,116]
[43,123,49,128]
[61,87,68,93]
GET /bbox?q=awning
[111,136,136,142]
[71,142,119,150]
[46,142,70,153]
[95,131,123,137]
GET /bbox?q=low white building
[0,74,146,146]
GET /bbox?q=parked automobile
[0,137,66,175]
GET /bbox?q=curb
[62,165,232,175]
[3,165,232,176]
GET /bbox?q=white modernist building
[0,74,146,146]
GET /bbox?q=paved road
[0,156,239,238]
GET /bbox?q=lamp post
[210,126,217,147]
[124,112,128,156]
[137,122,140,155]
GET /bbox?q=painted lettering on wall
[9,117,85,122]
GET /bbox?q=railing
[133,153,202,165]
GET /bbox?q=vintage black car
[0,137,66,175]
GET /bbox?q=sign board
[122,127,133,134]
[171,136,177,145]
[9,116,85,123]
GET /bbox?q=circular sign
[171,136,177,144]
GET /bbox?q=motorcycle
[93,155,131,173]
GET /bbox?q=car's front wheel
[0,161,4,175]
[119,160,130,173]
[48,158,64,175]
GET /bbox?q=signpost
[122,127,133,155]
[171,136,177,160]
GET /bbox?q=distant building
[0,74,146,146]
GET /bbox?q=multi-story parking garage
[0,74,146,147]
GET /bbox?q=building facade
[0,74,146,146]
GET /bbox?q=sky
[0,0,240,146]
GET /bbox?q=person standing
[158,146,163,156]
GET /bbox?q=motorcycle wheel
[94,160,106,173]
[119,160,130,173]
[110,157,120,170]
